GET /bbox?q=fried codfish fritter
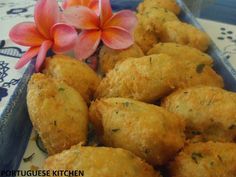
[43,55,101,103]
[134,6,178,53]
[99,44,144,74]
[147,43,213,66]
[89,98,185,166]
[27,74,88,155]
[95,54,223,102]
[169,142,236,177]
[44,146,161,177]
[160,21,210,51]
[134,23,159,54]
[138,0,181,15]
[162,86,236,142]
[137,7,179,33]
[95,54,179,102]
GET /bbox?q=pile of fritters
[26,0,236,176]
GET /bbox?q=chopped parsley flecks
[191,152,203,164]
[196,64,206,73]
[123,102,130,107]
[217,155,223,162]
[58,87,65,92]
[111,128,120,133]
[229,124,236,130]
[210,161,214,166]
[191,130,202,135]
[149,57,152,64]
[144,148,150,155]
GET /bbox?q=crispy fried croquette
[44,146,162,177]
[160,21,210,51]
[169,142,236,177]
[134,23,159,54]
[137,7,179,33]
[27,74,88,155]
[147,43,213,66]
[138,0,181,15]
[134,6,178,53]
[162,86,236,142]
[95,54,180,102]
[89,98,185,166]
[43,55,101,103]
[95,54,223,102]
[99,44,144,74]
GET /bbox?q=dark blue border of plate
[0,61,34,173]
[0,0,236,174]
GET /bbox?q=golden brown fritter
[138,0,181,15]
[134,23,159,54]
[169,142,236,177]
[43,55,101,103]
[99,44,144,74]
[162,86,236,142]
[89,98,185,166]
[44,145,161,177]
[27,74,88,155]
[137,7,179,34]
[147,43,213,65]
[95,54,223,102]
[160,21,210,51]
[95,54,180,102]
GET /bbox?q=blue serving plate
[0,0,236,174]
[0,62,34,171]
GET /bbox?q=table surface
[183,0,236,25]
[0,0,236,172]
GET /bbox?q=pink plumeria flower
[62,0,99,14]
[9,0,77,72]
[63,0,138,59]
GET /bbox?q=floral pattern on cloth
[198,19,236,76]
[0,39,26,115]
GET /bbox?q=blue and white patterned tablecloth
[0,0,236,172]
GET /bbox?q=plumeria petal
[59,13,66,23]
[62,0,68,9]
[51,23,77,53]
[62,0,82,9]
[34,0,60,39]
[64,6,99,30]
[35,40,52,72]
[81,0,91,6]
[62,0,99,13]
[99,0,113,25]
[9,22,45,46]
[15,47,40,69]
[74,30,101,59]
[102,27,133,49]
[89,0,99,14]
[104,10,138,32]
